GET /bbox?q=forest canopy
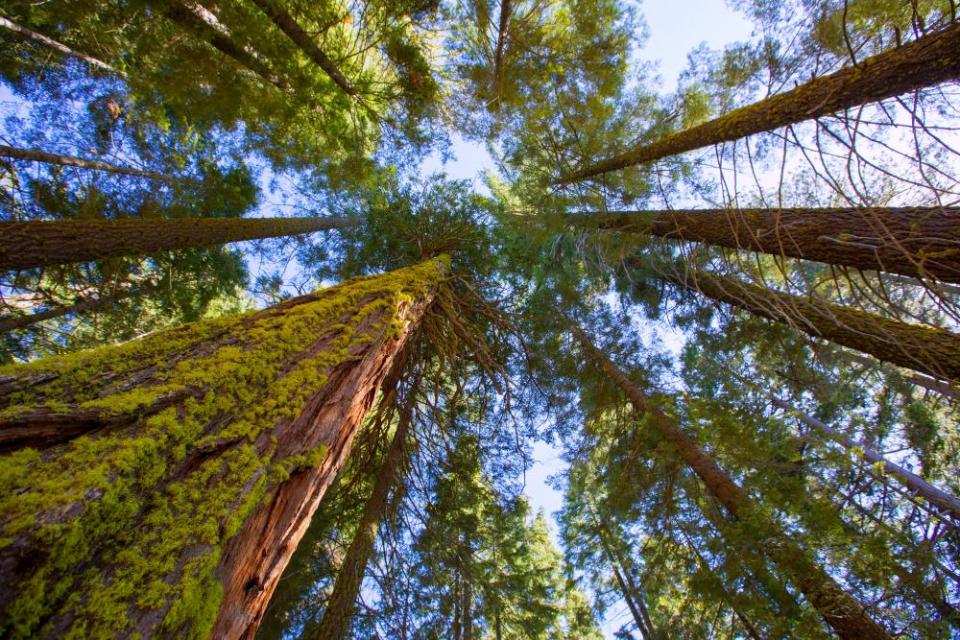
[1,0,959,638]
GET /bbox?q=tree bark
[556,22,960,183]
[0,258,447,639]
[0,144,172,182]
[0,286,146,333]
[310,388,414,640]
[0,216,359,271]
[0,16,122,74]
[656,267,960,384]
[769,396,960,521]
[572,325,892,640]
[249,0,358,97]
[162,0,289,90]
[573,206,960,283]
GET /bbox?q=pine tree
[557,21,960,182]
[0,144,172,181]
[0,258,446,638]
[573,206,960,283]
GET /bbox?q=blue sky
[421,1,755,636]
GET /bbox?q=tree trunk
[492,0,512,98]
[657,267,960,384]
[573,206,960,283]
[556,22,960,183]
[0,16,122,74]
[310,388,414,640]
[163,0,289,90]
[595,522,652,639]
[0,144,171,182]
[249,0,358,97]
[0,286,146,333]
[0,216,359,271]
[572,325,892,640]
[0,258,447,639]
[837,350,960,401]
[769,396,960,520]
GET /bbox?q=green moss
[0,258,447,638]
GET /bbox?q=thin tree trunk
[572,325,892,640]
[310,387,415,640]
[491,0,512,97]
[0,286,147,333]
[556,22,960,183]
[250,0,358,97]
[0,215,359,271]
[0,16,122,74]
[163,0,289,90]
[573,207,960,283]
[0,258,447,639]
[837,349,960,401]
[656,267,960,384]
[769,396,960,520]
[0,144,172,181]
[594,520,652,639]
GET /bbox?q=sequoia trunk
[0,258,447,639]
[310,390,414,640]
[0,216,358,271]
[573,326,892,640]
[557,22,960,182]
[0,144,171,181]
[574,207,960,283]
[657,268,960,384]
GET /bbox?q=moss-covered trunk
[574,206,960,282]
[573,326,892,640]
[0,257,447,639]
[557,22,960,183]
[310,389,413,640]
[0,216,358,271]
[0,144,171,181]
[659,268,960,384]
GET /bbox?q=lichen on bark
[0,257,448,639]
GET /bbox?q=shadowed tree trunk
[163,0,289,90]
[0,144,171,181]
[0,258,447,639]
[653,266,960,384]
[572,325,892,640]
[836,350,960,401]
[0,286,144,333]
[572,206,960,283]
[250,0,358,97]
[491,0,512,98]
[310,383,415,640]
[556,22,960,183]
[0,16,122,74]
[0,216,359,271]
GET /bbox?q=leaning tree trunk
[769,396,960,521]
[163,0,289,90]
[655,267,960,384]
[0,216,358,271]
[836,350,960,401]
[556,22,960,183]
[572,206,960,283]
[310,386,414,640]
[250,0,358,97]
[573,326,892,640]
[591,513,657,640]
[0,16,122,74]
[0,286,149,334]
[0,144,171,181]
[0,257,447,639]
